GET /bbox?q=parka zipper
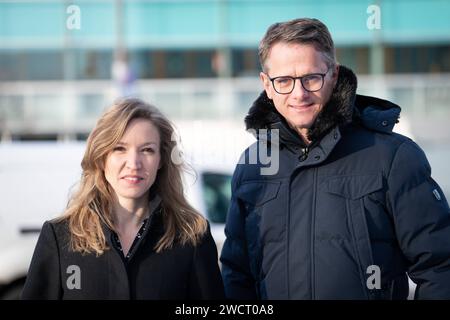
[310,167,318,299]
[299,147,309,162]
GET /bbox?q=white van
[0,141,236,299]
[0,121,252,299]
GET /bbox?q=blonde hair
[57,98,207,255]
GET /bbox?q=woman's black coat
[21,205,225,300]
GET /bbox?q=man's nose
[291,78,309,99]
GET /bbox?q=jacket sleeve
[21,221,62,299]
[189,223,225,299]
[387,140,450,299]
[220,166,258,299]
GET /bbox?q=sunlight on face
[260,43,338,140]
[104,118,161,206]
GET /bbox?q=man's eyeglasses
[267,68,330,94]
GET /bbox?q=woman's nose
[126,151,142,169]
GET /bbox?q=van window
[202,172,232,224]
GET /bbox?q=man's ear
[260,71,273,100]
[331,64,340,86]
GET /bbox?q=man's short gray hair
[259,18,337,72]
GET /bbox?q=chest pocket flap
[324,173,383,200]
[237,181,281,206]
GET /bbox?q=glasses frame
[267,68,330,94]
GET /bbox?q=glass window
[386,45,450,73]
[232,49,260,77]
[77,94,107,120]
[194,51,215,77]
[336,47,369,74]
[75,49,113,80]
[0,95,24,121]
[27,51,64,80]
[166,51,185,78]
[130,50,154,79]
[0,51,63,81]
[202,172,232,224]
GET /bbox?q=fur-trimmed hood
[244,65,401,145]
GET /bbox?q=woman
[21,98,225,299]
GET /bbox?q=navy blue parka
[220,66,450,300]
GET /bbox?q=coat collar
[244,65,401,148]
[103,193,163,248]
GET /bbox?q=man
[220,18,450,299]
